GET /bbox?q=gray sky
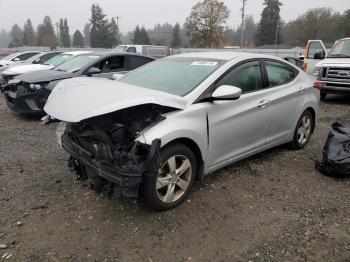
[0,0,349,33]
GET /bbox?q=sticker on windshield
[191,61,218,66]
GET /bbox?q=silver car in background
[45,52,320,211]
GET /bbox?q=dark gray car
[3,52,155,116]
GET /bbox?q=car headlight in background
[313,67,321,77]
[29,83,45,90]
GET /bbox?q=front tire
[140,143,197,211]
[290,110,314,149]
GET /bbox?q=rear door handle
[258,100,270,108]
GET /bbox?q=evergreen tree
[72,30,84,47]
[342,9,350,37]
[9,24,23,47]
[0,29,11,48]
[37,16,57,47]
[83,23,91,47]
[171,23,181,47]
[255,0,282,46]
[106,17,121,48]
[59,18,71,47]
[22,19,36,46]
[132,25,141,44]
[140,27,151,45]
[89,4,109,48]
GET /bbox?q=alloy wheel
[297,114,311,145]
[156,155,192,203]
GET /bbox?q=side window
[96,56,125,73]
[307,42,325,59]
[15,52,39,61]
[217,61,262,94]
[265,61,295,87]
[126,56,153,70]
[38,53,60,64]
[126,47,137,53]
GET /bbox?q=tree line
[1,0,350,49]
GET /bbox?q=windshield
[328,40,350,58]
[54,54,101,73]
[114,46,127,53]
[120,58,223,96]
[43,53,73,66]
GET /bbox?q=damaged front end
[3,81,50,115]
[60,104,173,197]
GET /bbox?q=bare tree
[186,0,230,48]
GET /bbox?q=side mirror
[33,58,41,64]
[112,73,124,80]
[212,85,242,100]
[13,57,20,62]
[86,67,101,76]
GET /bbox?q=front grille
[322,66,350,82]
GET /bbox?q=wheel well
[163,138,204,180]
[305,107,316,133]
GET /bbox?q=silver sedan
[45,52,320,211]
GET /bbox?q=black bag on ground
[316,122,350,177]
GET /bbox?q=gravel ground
[1,94,350,261]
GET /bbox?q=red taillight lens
[303,63,308,71]
[313,81,321,89]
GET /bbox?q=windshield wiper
[328,54,350,58]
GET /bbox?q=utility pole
[274,22,280,49]
[114,16,122,28]
[240,0,247,49]
[56,22,60,46]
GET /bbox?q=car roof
[62,51,92,55]
[72,51,155,60]
[171,52,281,61]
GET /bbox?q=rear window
[265,61,296,87]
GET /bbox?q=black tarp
[316,122,350,177]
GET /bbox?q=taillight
[313,81,321,89]
[303,63,308,71]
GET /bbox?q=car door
[206,60,271,168]
[304,40,327,74]
[262,59,304,144]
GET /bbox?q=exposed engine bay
[61,104,176,197]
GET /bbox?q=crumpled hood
[2,64,53,75]
[44,77,187,122]
[316,58,350,67]
[15,69,74,83]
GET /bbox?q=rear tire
[290,110,314,149]
[140,143,197,211]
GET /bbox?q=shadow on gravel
[323,94,350,105]
[9,111,43,122]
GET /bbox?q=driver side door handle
[258,100,270,108]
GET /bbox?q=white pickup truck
[304,38,350,100]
